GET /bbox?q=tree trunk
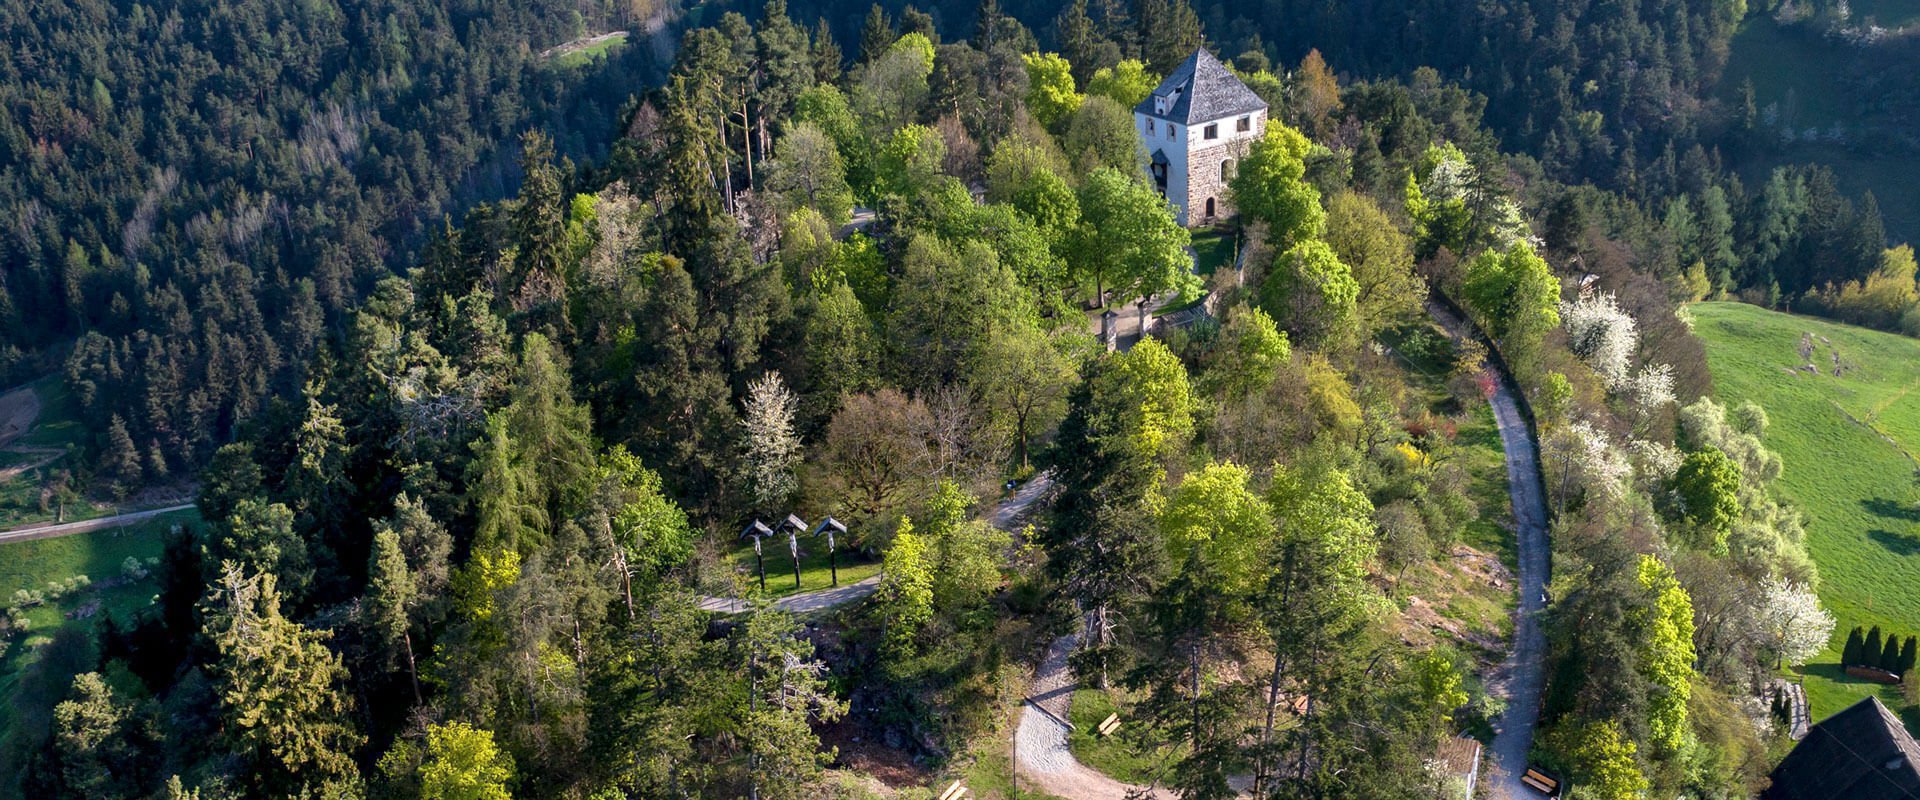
[1189,639,1202,752]
[403,631,422,706]
[1254,545,1298,795]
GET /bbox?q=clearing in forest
[1691,301,1920,722]
[0,376,96,528]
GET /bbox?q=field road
[0,504,196,545]
[1431,301,1552,800]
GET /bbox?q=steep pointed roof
[1133,49,1267,125]
[1765,696,1920,800]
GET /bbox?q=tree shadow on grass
[1869,528,1920,556]
[1863,497,1920,524]
[1793,662,1855,684]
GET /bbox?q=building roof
[1133,49,1267,125]
[1765,696,1920,800]
[1434,735,1481,794]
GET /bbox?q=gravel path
[696,574,882,614]
[1016,631,1174,800]
[0,503,195,544]
[1431,302,1551,799]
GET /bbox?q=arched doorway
[1204,197,1216,219]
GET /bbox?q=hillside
[1691,301,1920,718]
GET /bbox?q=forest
[0,0,1908,798]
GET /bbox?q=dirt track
[0,384,41,449]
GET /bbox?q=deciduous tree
[1073,168,1195,308]
[1230,123,1324,247]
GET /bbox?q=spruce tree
[859,4,895,64]
[1866,626,1884,668]
[101,414,143,495]
[204,563,363,796]
[1884,634,1906,672]
[1844,626,1865,666]
[1900,636,1918,675]
[811,18,842,84]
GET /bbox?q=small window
[1204,124,1218,140]
[1221,159,1234,181]
[1146,119,1156,134]
[1168,126,1176,141]
[1236,116,1251,132]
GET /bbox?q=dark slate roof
[1765,696,1920,800]
[1133,49,1267,125]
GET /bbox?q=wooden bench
[936,779,968,800]
[1096,713,1122,737]
[1521,768,1560,796]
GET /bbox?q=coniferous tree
[1844,626,1865,666]
[736,602,847,799]
[49,672,152,799]
[898,6,936,40]
[1900,636,1918,675]
[811,18,843,83]
[204,564,362,797]
[1135,0,1203,74]
[1883,634,1905,672]
[859,5,896,64]
[512,132,573,337]
[1055,0,1102,85]
[1866,626,1884,669]
[100,415,143,497]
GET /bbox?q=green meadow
[0,511,194,741]
[1690,301,1920,719]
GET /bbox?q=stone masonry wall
[1182,110,1266,226]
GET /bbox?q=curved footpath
[1013,303,1553,800]
[1015,630,1174,799]
[695,474,1057,615]
[1431,302,1551,800]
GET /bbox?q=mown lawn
[1690,301,1920,720]
[1190,230,1237,277]
[726,536,882,599]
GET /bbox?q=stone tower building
[1132,49,1269,227]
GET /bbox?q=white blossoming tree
[1562,290,1638,388]
[741,372,801,509]
[1544,419,1632,510]
[1758,577,1836,668]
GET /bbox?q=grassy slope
[1067,688,1170,785]
[548,31,629,69]
[1690,301,1920,719]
